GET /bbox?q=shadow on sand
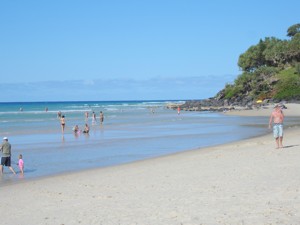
[283,145,299,149]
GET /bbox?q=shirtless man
[268,104,284,148]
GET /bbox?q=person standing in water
[99,111,104,125]
[18,154,24,174]
[85,111,89,122]
[57,111,62,118]
[0,137,16,175]
[60,115,66,134]
[92,111,97,124]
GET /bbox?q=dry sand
[225,103,300,117]
[0,104,300,225]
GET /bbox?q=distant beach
[224,103,300,117]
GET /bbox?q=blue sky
[0,0,299,102]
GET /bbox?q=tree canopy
[287,23,300,37]
[222,23,300,101]
[238,27,300,72]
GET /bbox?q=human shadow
[282,145,299,149]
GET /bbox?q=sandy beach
[225,103,300,117]
[0,104,300,225]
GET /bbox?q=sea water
[0,100,288,185]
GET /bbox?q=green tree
[296,63,300,74]
[238,39,265,72]
[274,68,300,100]
[287,23,300,37]
[222,23,300,102]
[262,37,288,67]
[287,33,300,62]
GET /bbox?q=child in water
[73,125,80,134]
[83,123,90,134]
[18,154,24,174]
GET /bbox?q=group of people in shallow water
[58,110,104,135]
[72,123,90,134]
[0,110,105,176]
[0,103,286,176]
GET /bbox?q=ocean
[0,100,284,185]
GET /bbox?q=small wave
[65,105,92,109]
[105,108,120,111]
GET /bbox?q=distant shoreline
[0,99,186,104]
[223,103,300,117]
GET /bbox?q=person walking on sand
[60,115,66,134]
[0,137,16,175]
[18,154,24,174]
[269,104,284,149]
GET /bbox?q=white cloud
[0,75,237,102]
[83,80,95,86]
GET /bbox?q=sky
[0,0,299,102]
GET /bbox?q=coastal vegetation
[178,24,300,111]
[220,23,300,102]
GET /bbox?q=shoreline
[1,106,274,182]
[0,127,271,188]
[0,115,278,188]
[0,129,300,224]
[1,104,299,224]
[4,124,297,184]
[0,125,271,184]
